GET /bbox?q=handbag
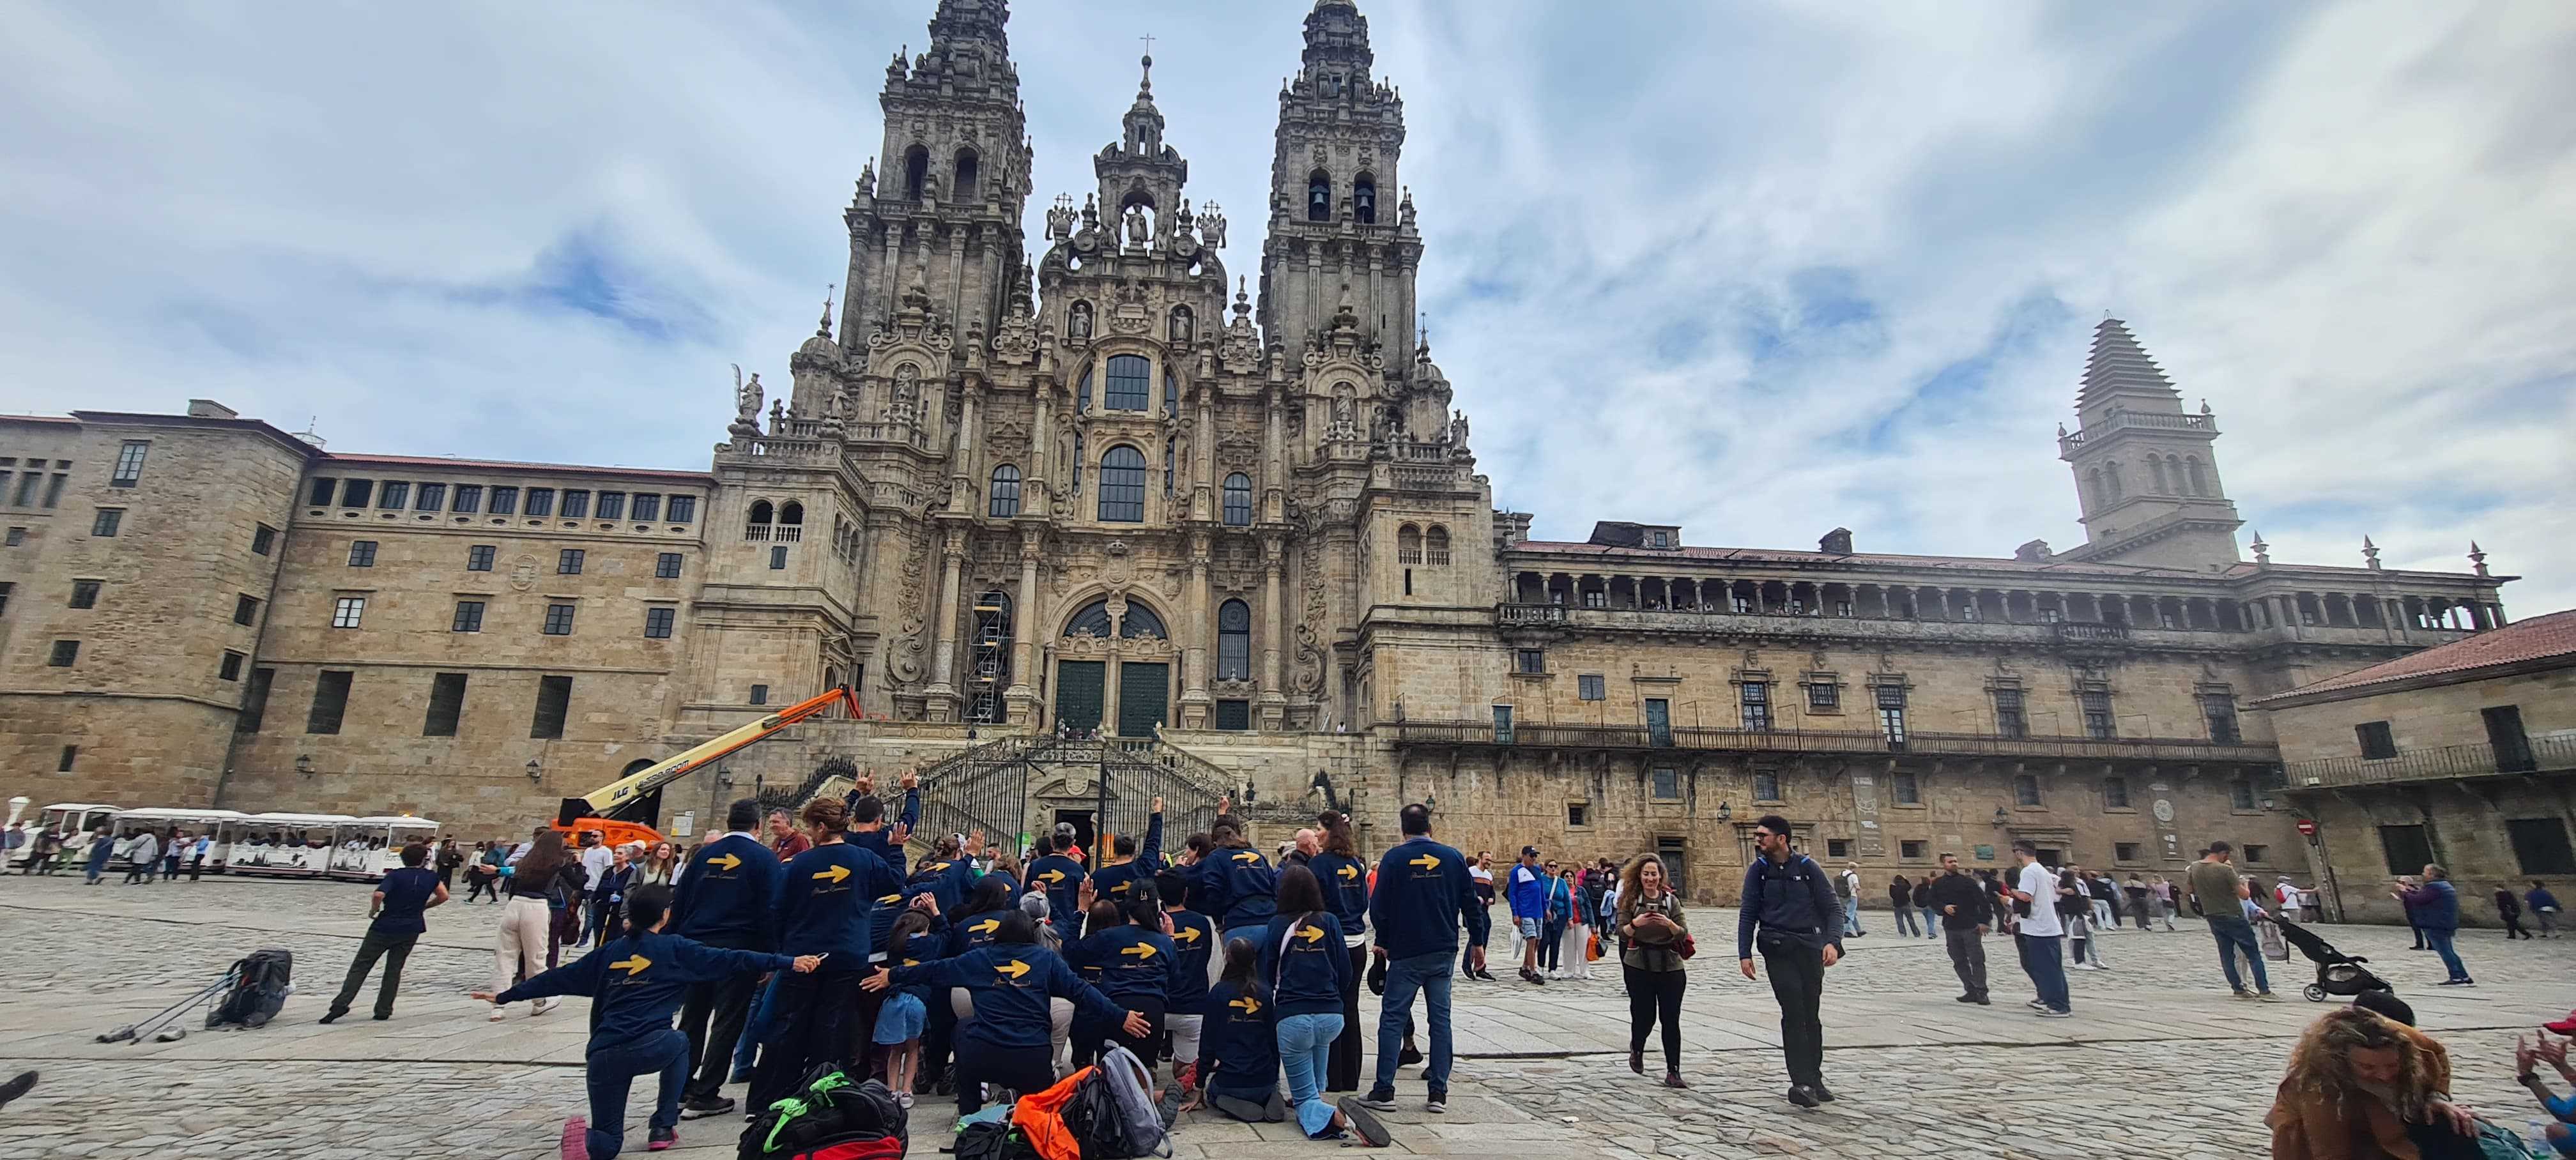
[1677,935,1696,960]
[1586,932,1602,962]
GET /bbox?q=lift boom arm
[555,687,861,826]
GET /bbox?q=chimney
[185,399,239,420]
[2014,539,2053,563]
[1818,528,1854,555]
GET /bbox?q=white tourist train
[109,807,249,869]
[218,812,353,877]
[326,816,443,880]
[4,802,120,871]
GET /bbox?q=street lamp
[526,758,543,782]
[1992,805,2010,827]
[295,754,314,777]
[1716,800,1732,822]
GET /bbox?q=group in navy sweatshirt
[774,841,905,962]
[1089,811,1164,902]
[491,931,808,1055]
[1067,920,1181,1007]
[1257,910,1349,1019]
[670,832,785,951]
[1308,850,1370,940]
[1367,836,1475,960]
[1190,844,1282,933]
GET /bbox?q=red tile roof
[2258,608,2576,702]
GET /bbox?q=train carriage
[326,816,442,880]
[219,812,353,877]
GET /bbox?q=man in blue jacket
[669,798,783,1120]
[1505,846,1547,985]
[846,772,921,874]
[2397,863,2473,986]
[1735,814,1843,1108]
[474,883,821,1159]
[1357,802,1474,1116]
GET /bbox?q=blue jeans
[586,1028,690,1159]
[1373,951,1453,1096]
[2424,927,2469,981]
[1277,1012,1344,1137]
[2016,933,2069,1012]
[1842,901,1863,936]
[1539,919,1567,970]
[2206,919,2271,994]
[731,972,782,1076]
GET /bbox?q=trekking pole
[98,972,233,1044]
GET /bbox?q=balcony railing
[2283,735,2575,790]
[1499,603,1569,625]
[2055,622,2130,641]
[1390,720,2277,763]
[2058,410,2218,451]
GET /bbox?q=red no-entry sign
[2296,819,2318,836]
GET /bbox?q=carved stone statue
[1124,205,1150,248]
[1451,409,1470,445]
[729,364,762,439]
[1080,192,1100,233]
[1169,306,1192,344]
[1068,301,1093,340]
[1045,197,1075,240]
[1199,201,1227,248]
[1331,382,1355,429]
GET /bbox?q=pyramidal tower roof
[2077,317,2180,410]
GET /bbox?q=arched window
[1077,366,1093,412]
[1098,445,1146,521]
[953,149,979,202]
[778,501,804,526]
[1216,599,1251,680]
[1426,524,1451,565]
[2104,461,2124,501]
[1397,523,1422,564]
[2149,457,2169,493]
[1354,173,1376,224]
[1105,354,1151,410]
[1222,473,1253,526]
[1066,599,1114,637]
[2186,457,2209,496]
[2085,468,2105,510]
[748,500,773,524]
[903,146,930,201]
[1120,602,1167,639]
[1307,170,1331,222]
[988,465,1021,518]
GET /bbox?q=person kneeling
[1177,937,1388,1147]
[472,884,821,1160]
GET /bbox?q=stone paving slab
[4,874,2572,1158]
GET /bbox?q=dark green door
[1117,662,1169,738]
[1055,661,1105,731]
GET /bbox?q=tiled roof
[2258,609,2576,702]
[323,453,712,484]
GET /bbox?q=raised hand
[901,770,921,790]
[887,821,912,847]
[965,829,986,857]
[1153,796,1164,814]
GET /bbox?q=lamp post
[295,754,315,778]
[525,758,542,782]
[1992,805,2010,827]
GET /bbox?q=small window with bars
[1753,769,1782,801]
[1514,648,1545,675]
[1807,679,1839,710]
[1740,682,1772,730]
[452,600,485,633]
[1891,770,1920,805]
[2014,774,2043,807]
[467,545,495,571]
[557,549,583,575]
[1650,767,1680,801]
[1993,687,2027,738]
[348,540,378,567]
[2080,687,2115,739]
[656,553,682,579]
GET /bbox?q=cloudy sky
[4,1,2571,613]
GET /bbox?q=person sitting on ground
[471,884,823,1160]
[861,909,1150,1119]
[2266,1006,2479,1160]
[2516,1034,2576,1157]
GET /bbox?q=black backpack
[953,1122,1041,1160]
[208,949,293,1029]
[739,1065,905,1159]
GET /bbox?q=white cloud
[0,0,2568,612]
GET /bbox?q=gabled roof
[2256,609,2576,705]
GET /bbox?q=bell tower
[1259,0,1421,372]
[2056,317,2244,569]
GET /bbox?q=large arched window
[1397,523,1422,563]
[1216,599,1251,680]
[1307,170,1331,222]
[778,501,804,526]
[1105,354,1151,410]
[1354,172,1377,224]
[988,464,1021,518]
[748,500,773,524]
[1426,524,1451,564]
[1098,445,1146,522]
[2186,457,2209,496]
[903,146,930,201]
[953,149,979,202]
[1119,602,1167,639]
[1222,473,1253,526]
[1066,599,1114,637]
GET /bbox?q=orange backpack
[1008,1066,1094,1160]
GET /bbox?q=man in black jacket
[1924,853,1990,1005]
[1734,814,1843,1108]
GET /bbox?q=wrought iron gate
[918,735,1229,860]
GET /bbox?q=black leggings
[1074,996,1163,1070]
[2503,912,2532,939]
[1624,965,1686,1072]
[955,1040,1055,1117]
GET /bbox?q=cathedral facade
[0,0,2523,902]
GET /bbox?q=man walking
[1358,803,1475,1116]
[1737,815,1843,1108]
[2188,842,2282,1000]
[2396,864,2473,986]
[1506,847,1547,985]
[1926,853,1989,1005]
[670,798,786,1120]
[1460,854,1496,981]
[320,842,447,1023]
[1836,861,1865,937]
[2004,841,2070,1018]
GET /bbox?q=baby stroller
[2274,916,2391,1002]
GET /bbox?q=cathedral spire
[1300,0,1374,87]
[1122,54,1166,156]
[2076,317,2181,412]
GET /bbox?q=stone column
[1261,386,1286,522]
[1181,532,1213,728]
[1259,534,1286,729]
[949,383,981,514]
[1195,390,1218,522]
[923,528,967,720]
[1006,527,1042,724]
[1027,385,1054,517]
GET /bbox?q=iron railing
[1389,720,2277,763]
[2283,734,2575,790]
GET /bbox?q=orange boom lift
[551,686,861,848]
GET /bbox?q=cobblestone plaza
[4,875,2570,1158]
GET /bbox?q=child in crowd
[873,909,943,1111]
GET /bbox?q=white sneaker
[489,1006,508,1022]
[532,997,560,1016]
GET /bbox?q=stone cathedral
[0,0,2524,902]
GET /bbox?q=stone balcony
[1389,719,2280,766]
[1497,603,2227,651]
[2058,409,2218,455]
[2282,734,2576,791]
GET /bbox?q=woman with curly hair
[2267,1005,2480,1159]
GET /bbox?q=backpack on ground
[739,1065,906,1159]
[207,949,292,1029]
[953,1120,1043,1160]
[1085,1044,1171,1158]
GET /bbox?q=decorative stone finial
[2469,541,2489,577]
[2362,537,2380,570]
[2248,530,2270,567]
[817,286,835,339]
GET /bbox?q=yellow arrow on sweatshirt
[813,864,851,885]
[611,955,652,976]
[1120,943,1160,961]
[704,853,742,872]
[995,959,1031,980]
[1298,924,1326,944]
[1409,854,1441,870]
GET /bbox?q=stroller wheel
[2302,984,2327,1002]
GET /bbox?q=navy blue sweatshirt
[1367,837,1473,959]
[905,855,979,917]
[944,909,1016,959]
[886,927,947,1007]
[772,841,904,961]
[1088,813,1163,902]
[495,931,792,1054]
[866,889,912,962]
[1192,846,1280,931]
[982,870,1020,897]
[1163,907,1217,1013]
[1067,923,1180,1006]
[844,788,920,870]
[1195,980,1279,1095]
[1257,912,1349,1018]
[670,833,785,951]
[1736,852,1844,959]
[1309,851,1370,938]
[887,942,1126,1051]
[1025,853,1087,931]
